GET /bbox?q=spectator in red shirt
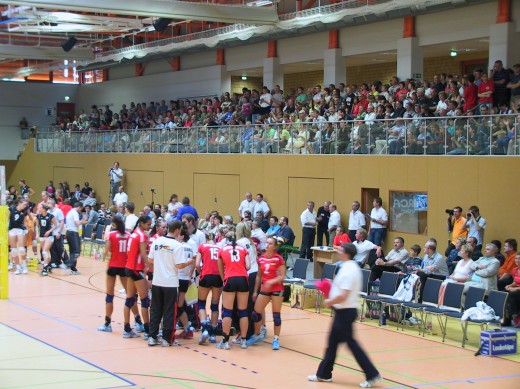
[463,74,478,113]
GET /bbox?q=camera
[467,212,472,218]
[445,209,454,216]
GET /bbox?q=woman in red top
[196,232,223,344]
[505,254,520,328]
[123,216,152,339]
[98,215,143,332]
[332,226,352,249]
[247,237,286,350]
[217,233,250,350]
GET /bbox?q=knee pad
[125,296,136,308]
[177,304,185,315]
[32,240,37,246]
[252,310,263,323]
[238,309,248,319]
[19,247,26,254]
[42,251,49,259]
[105,294,114,304]
[222,307,233,319]
[197,299,207,310]
[140,296,150,309]
[210,302,219,314]
[273,312,281,327]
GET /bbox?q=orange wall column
[172,56,181,71]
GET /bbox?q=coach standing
[308,243,382,387]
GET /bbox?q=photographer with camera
[108,162,123,200]
[445,206,468,256]
[461,205,486,251]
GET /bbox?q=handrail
[33,114,520,156]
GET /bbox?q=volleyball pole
[0,166,8,299]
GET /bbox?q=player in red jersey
[247,237,286,350]
[196,232,223,344]
[123,216,152,339]
[217,233,250,350]
[97,215,143,333]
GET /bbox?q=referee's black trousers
[150,285,178,344]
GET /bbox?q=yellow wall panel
[9,141,520,253]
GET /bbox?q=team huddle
[99,214,286,350]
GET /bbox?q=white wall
[226,42,267,71]
[341,19,401,56]
[0,81,78,160]
[278,31,329,63]
[416,2,495,46]
[77,65,224,111]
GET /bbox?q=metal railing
[34,115,520,156]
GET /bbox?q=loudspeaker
[61,36,78,52]
[153,18,172,32]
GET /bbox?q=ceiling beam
[0,45,93,61]
[4,1,279,25]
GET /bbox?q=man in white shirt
[108,162,123,198]
[238,192,257,219]
[327,204,341,246]
[348,201,366,242]
[368,197,388,246]
[259,86,272,116]
[48,198,68,268]
[253,193,270,218]
[124,202,139,232]
[65,202,88,274]
[147,219,188,347]
[352,228,382,267]
[251,219,267,253]
[370,237,409,281]
[300,201,317,261]
[113,186,128,207]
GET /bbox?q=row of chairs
[360,272,508,347]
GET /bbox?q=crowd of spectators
[43,60,520,155]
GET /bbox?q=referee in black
[308,243,382,387]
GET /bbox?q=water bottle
[93,248,97,260]
[359,313,365,322]
[380,312,387,326]
[426,320,433,334]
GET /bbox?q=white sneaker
[8,262,13,270]
[308,375,332,382]
[22,266,29,274]
[240,339,248,349]
[359,375,383,388]
[59,264,68,269]
[14,266,22,275]
[216,340,230,350]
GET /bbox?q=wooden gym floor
[1,256,519,389]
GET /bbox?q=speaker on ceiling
[61,36,78,52]
[153,18,172,32]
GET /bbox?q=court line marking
[0,322,135,388]
[7,300,83,330]
[386,373,520,388]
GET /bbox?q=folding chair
[80,223,96,256]
[422,282,465,338]
[302,263,337,313]
[461,290,508,348]
[443,286,486,343]
[359,269,371,297]
[400,278,443,334]
[91,224,107,258]
[379,274,419,331]
[360,271,399,323]
[283,258,309,284]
